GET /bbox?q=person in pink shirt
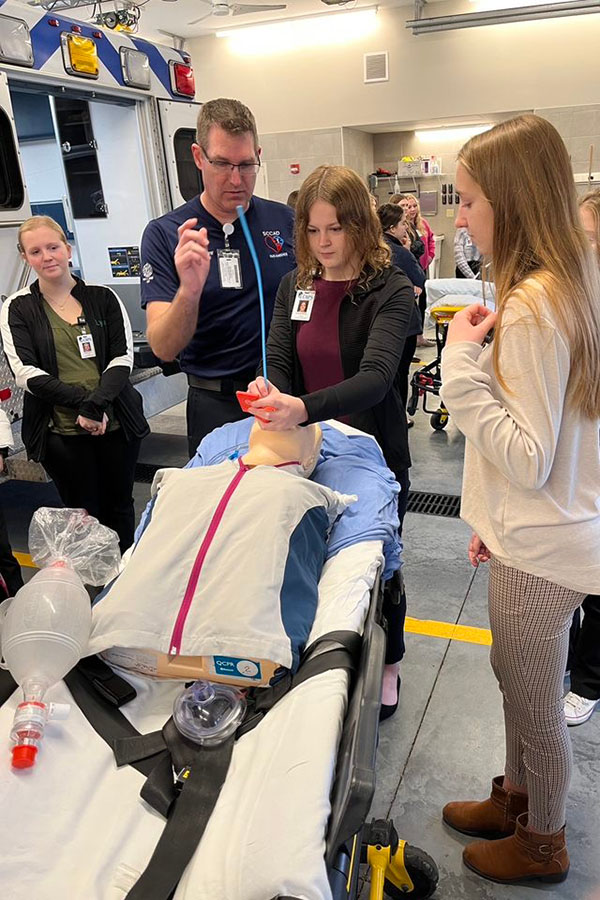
[405,194,435,345]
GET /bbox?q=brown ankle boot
[463,813,569,884]
[442,776,528,839]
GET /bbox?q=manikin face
[455,163,494,257]
[406,197,419,221]
[20,227,72,280]
[192,125,261,219]
[580,205,599,258]
[307,199,358,280]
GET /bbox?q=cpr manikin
[88,423,354,688]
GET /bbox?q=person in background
[286,190,299,210]
[563,188,600,727]
[1,216,148,553]
[141,98,295,458]
[377,203,425,425]
[454,226,481,278]
[405,194,435,346]
[390,193,409,214]
[405,193,435,272]
[245,165,415,721]
[0,405,23,598]
[440,115,600,885]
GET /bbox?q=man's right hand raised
[174,218,211,300]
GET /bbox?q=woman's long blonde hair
[579,189,600,261]
[294,165,390,289]
[404,193,425,234]
[458,114,600,418]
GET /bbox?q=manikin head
[242,422,322,478]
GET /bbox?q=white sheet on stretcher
[0,540,383,900]
[425,277,496,313]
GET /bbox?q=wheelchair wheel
[430,409,448,431]
[384,844,439,899]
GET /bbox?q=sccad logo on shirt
[142,262,154,283]
[263,231,287,257]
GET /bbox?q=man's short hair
[196,98,259,151]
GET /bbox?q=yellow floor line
[405,616,492,646]
[15,552,35,569]
[13,554,492,646]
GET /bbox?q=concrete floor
[2,356,599,900]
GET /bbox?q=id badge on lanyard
[217,221,243,289]
[76,316,96,359]
[217,249,243,289]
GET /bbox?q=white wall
[187,3,600,134]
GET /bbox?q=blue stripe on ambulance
[131,36,175,97]
[29,16,121,81]
[18,12,179,98]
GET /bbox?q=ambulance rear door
[157,99,270,207]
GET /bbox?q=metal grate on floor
[134,462,162,484]
[406,491,461,518]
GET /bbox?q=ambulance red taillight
[170,61,195,98]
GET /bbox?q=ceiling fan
[183,1,287,24]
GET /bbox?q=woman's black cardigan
[1,277,149,461]
[264,265,414,477]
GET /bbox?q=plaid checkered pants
[489,557,585,833]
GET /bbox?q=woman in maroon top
[247,165,415,719]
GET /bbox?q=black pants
[42,430,141,553]
[398,335,418,411]
[187,387,248,459]
[567,595,600,700]
[0,504,23,597]
[383,468,410,664]
[418,287,427,328]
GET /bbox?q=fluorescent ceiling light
[407,0,600,33]
[415,125,492,142]
[216,8,378,56]
[470,0,559,7]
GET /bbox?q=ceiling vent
[364,51,388,84]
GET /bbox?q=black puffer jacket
[265,266,413,477]
[1,277,149,461]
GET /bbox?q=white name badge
[77,333,96,359]
[291,290,315,322]
[217,249,243,289]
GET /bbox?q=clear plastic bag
[28,507,121,586]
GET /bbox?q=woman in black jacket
[1,216,149,551]
[246,165,415,719]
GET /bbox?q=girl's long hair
[404,193,425,235]
[458,114,600,418]
[294,165,390,290]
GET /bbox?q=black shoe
[379,676,401,722]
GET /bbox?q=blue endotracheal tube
[236,205,268,387]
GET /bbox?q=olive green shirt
[43,300,118,434]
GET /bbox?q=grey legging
[488,557,585,833]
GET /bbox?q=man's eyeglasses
[201,149,260,176]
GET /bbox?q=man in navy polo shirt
[141,98,295,456]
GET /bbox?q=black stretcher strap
[125,730,236,900]
[56,634,362,900]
